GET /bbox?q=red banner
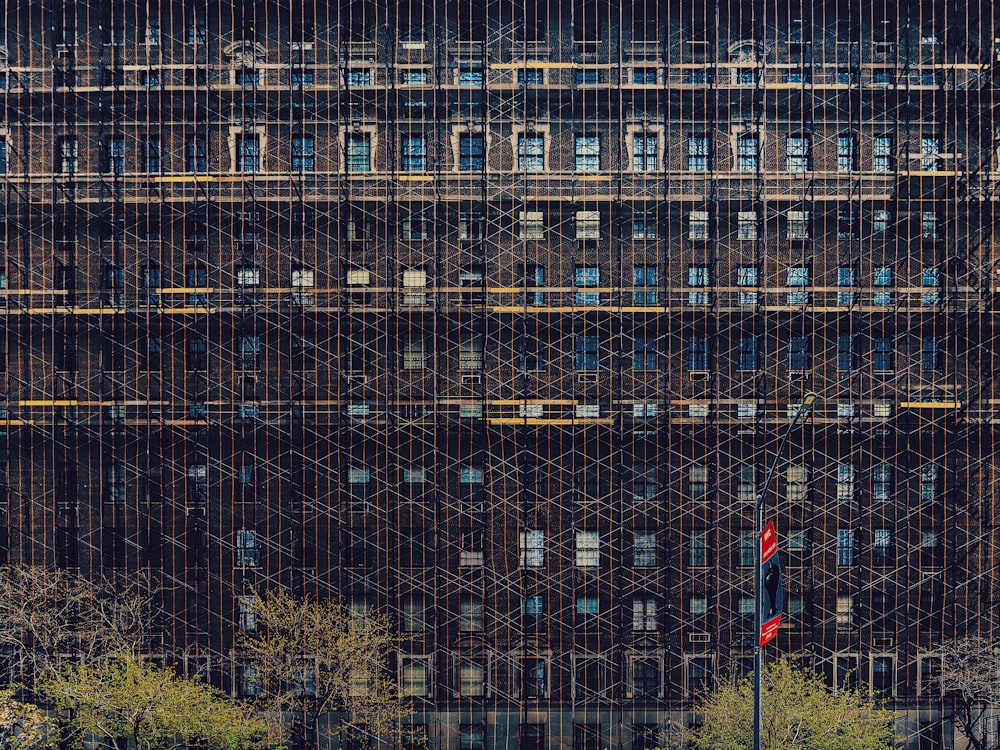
[761,520,778,563]
[759,520,783,647]
[760,614,782,647]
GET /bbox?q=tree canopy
[237,590,408,749]
[692,660,896,750]
[43,655,270,750]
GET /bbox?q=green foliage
[42,655,269,750]
[236,591,409,748]
[692,660,897,750]
[0,688,56,750]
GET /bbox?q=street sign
[759,520,784,647]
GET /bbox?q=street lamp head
[799,392,820,415]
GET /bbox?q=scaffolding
[0,0,998,748]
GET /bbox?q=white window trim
[729,126,765,171]
[869,653,897,697]
[510,124,552,173]
[625,651,665,699]
[399,654,433,698]
[452,653,491,698]
[624,124,665,172]
[228,126,267,173]
[338,125,378,174]
[450,124,493,173]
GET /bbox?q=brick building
[0,0,997,748]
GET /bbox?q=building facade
[0,0,997,748]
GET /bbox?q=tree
[938,636,1000,750]
[692,660,896,750]
[236,590,408,750]
[0,688,55,750]
[42,655,270,750]
[0,566,154,688]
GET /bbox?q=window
[235,67,260,87]
[632,68,657,84]
[516,335,544,371]
[920,463,940,501]
[873,266,893,305]
[679,336,707,374]
[632,597,658,631]
[628,465,658,501]
[837,134,857,172]
[458,68,483,86]
[837,267,856,305]
[522,595,544,631]
[575,210,600,239]
[235,529,260,567]
[788,336,810,371]
[186,135,208,172]
[401,658,431,696]
[520,659,547,698]
[921,337,940,371]
[688,135,710,171]
[459,595,483,632]
[575,530,600,567]
[689,464,708,499]
[837,529,856,566]
[688,595,708,615]
[459,335,483,371]
[291,68,315,87]
[236,134,260,172]
[837,464,856,500]
[686,656,712,696]
[0,136,6,174]
[59,137,79,174]
[459,133,485,171]
[737,211,758,240]
[632,211,658,240]
[459,529,483,566]
[519,211,544,240]
[736,135,758,172]
[738,336,758,371]
[873,337,893,372]
[633,338,657,371]
[519,530,544,567]
[237,266,261,287]
[922,267,941,305]
[786,210,810,240]
[518,134,544,172]
[873,528,892,566]
[873,69,893,85]
[401,597,426,632]
[143,139,161,173]
[518,69,545,85]
[403,337,426,370]
[737,466,757,503]
[688,266,710,305]
[575,136,600,171]
[346,133,371,173]
[574,266,600,305]
[689,529,709,567]
[837,206,858,239]
[633,134,657,171]
[633,265,657,304]
[874,136,894,172]
[520,265,545,307]
[786,265,810,303]
[837,335,857,371]
[786,465,808,501]
[921,137,940,170]
[873,209,891,234]
[688,210,710,240]
[921,211,939,239]
[291,134,315,171]
[575,69,600,84]
[786,136,811,171]
[835,598,854,633]
[737,266,758,304]
[921,530,943,567]
[633,531,657,566]
[739,530,755,566]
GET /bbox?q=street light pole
[753,392,818,750]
